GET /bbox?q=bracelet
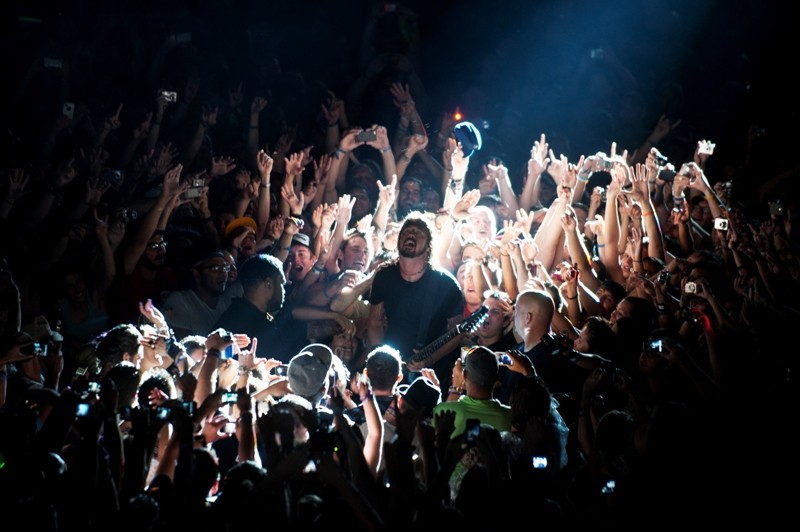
[260,183,270,189]
[379,146,392,153]
[312,263,326,274]
[642,211,654,217]
[207,348,221,358]
[500,252,510,257]
[596,243,605,248]
[449,213,461,224]
[633,259,643,263]
[334,147,347,159]
[565,294,578,300]
[238,367,252,376]
[448,386,464,395]
[577,173,590,183]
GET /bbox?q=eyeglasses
[200,264,231,273]
[147,241,168,249]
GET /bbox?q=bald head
[514,290,555,347]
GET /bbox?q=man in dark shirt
[513,289,588,405]
[214,253,287,359]
[367,212,464,389]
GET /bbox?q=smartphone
[224,421,237,433]
[465,419,480,442]
[87,381,101,394]
[182,400,196,416]
[713,218,728,231]
[658,270,670,285]
[155,406,170,421]
[697,140,716,155]
[648,339,664,353]
[272,365,288,377]
[355,129,377,143]
[497,352,513,366]
[21,342,47,357]
[182,187,203,200]
[174,32,192,44]
[769,202,784,216]
[62,102,75,120]
[531,456,548,469]
[601,479,616,494]
[76,403,91,418]
[221,391,238,404]
[684,281,697,294]
[220,344,235,359]
[161,91,178,103]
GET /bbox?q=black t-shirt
[367,263,463,360]
[213,297,289,360]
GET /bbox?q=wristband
[379,146,392,153]
[312,263,326,274]
[577,173,590,183]
[206,348,221,358]
[448,386,464,396]
[334,147,347,159]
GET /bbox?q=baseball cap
[292,232,311,248]
[287,343,334,399]
[224,216,257,239]
[453,121,483,158]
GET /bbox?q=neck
[245,292,268,313]
[398,257,427,279]
[195,287,221,307]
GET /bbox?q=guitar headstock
[459,305,489,334]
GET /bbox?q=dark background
[1,0,795,202]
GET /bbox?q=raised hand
[256,150,273,180]
[284,151,304,177]
[378,173,397,207]
[546,150,568,185]
[103,103,123,131]
[210,155,236,177]
[281,182,304,214]
[390,82,415,118]
[649,114,682,144]
[451,189,481,222]
[528,133,550,177]
[336,193,356,227]
[250,96,268,115]
[515,208,535,237]
[5,168,30,203]
[85,176,112,205]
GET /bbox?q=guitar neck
[407,326,461,364]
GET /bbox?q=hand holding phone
[355,129,378,143]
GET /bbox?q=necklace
[399,263,427,279]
